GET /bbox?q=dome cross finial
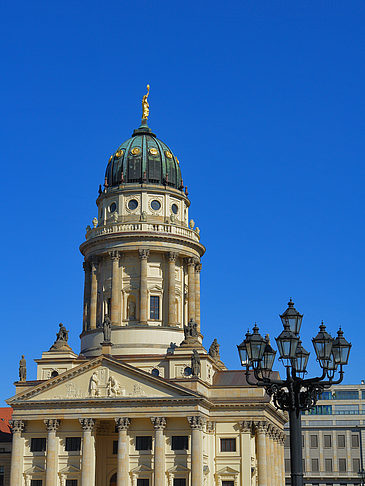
[142,84,150,121]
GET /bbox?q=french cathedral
[7,88,286,486]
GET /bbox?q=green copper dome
[105,120,183,190]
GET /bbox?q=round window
[128,199,138,210]
[171,203,178,214]
[109,202,117,213]
[151,200,161,211]
[151,368,160,377]
[184,366,192,377]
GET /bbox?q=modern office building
[284,383,365,486]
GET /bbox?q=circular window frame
[150,198,162,212]
[125,197,140,213]
[109,202,117,213]
[171,203,179,215]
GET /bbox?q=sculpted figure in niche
[19,355,26,382]
[128,298,136,320]
[209,339,220,360]
[191,349,201,377]
[103,315,112,342]
[107,375,121,397]
[89,371,99,397]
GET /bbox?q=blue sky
[1,1,365,403]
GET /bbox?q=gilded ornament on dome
[115,149,124,158]
[165,150,173,159]
[131,147,141,155]
[175,157,180,165]
[149,147,158,156]
[109,155,113,162]
[142,84,150,120]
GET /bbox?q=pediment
[216,466,239,475]
[24,465,45,475]
[167,464,190,473]
[130,464,153,473]
[8,356,201,403]
[59,464,81,474]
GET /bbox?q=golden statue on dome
[142,84,150,120]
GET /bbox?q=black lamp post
[237,299,351,486]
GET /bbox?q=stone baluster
[195,262,202,333]
[110,251,121,325]
[255,421,268,486]
[44,419,60,486]
[89,259,98,330]
[240,421,253,486]
[9,420,25,486]
[115,418,130,486]
[168,252,177,326]
[83,261,91,331]
[188,416,206,486]
[151,417,166,486]
[186,258,197,322]
[79,418,96,486]
[139,249,149,324]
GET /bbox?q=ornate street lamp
[237,300,351,486]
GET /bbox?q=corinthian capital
[9,419,25,433]
[240,420,253,433]
[79,418,95,431]
[44,419,60,431]
[168,252,178,262]
[195,262,202,273]
[109,250,120,261]
[186,257,198,267]
[115,417,130,431]
[254,420,268,434]
[139,249,150,260]
[151,417,166,429]
[187,416,206,430]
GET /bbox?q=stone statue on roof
[191,349,201,377]
[49,323,72,351]
[209,339,220,361]
[19,355,26,382]
[103,315,112,343]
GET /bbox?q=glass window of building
[334,404,359,415]
[324,434,332,448]
[333,390,359,400]
[285,459,290,472]
[137,480,149,486]
[308,405,332,415]
[65,437,81,452]
[220,438,236,452]
[30,438,46,452]
[337,434,345,448]
[362,390,365,399]
[150,296,160,320]
[319,391,333,400]
[113,440,118,454]
[284,434,290,447]
[338,458,347,472]
[353,458,360,471]
[325,458,333,472]
[311,458,319,472]
[310,435,318,448]
[30,481,43,486]
[174,480,187,486]
[171,436,189,450]
[136,436,152,451]
[0,466,4,486]
[351,434,360,448]
[66,481,78,486]
[222,482,234,486]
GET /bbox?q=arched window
[51,370,59,378]
[110,473,117,486]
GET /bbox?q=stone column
[195,262,202,333]
[168,252,177,326]
[240,421,252,486]
[80,418,96,486]
[44,419,60,486]
[265,426,272,486]
[187,258,196,322]
[89,259,98,330]
[255,421,268,486]
[279,433,285,486]
[110,251,121,325]
[188,416,206,486]
[115,418,130,486]
[83,261,91,331]
[139,249,149,324]
[9,420,25,486]
[151,417,166,486]
[272,430,280,486]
